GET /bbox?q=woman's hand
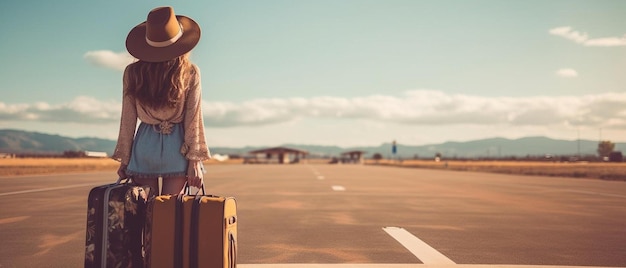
[186,161,204,188]
[117,164,128,179]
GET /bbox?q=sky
[1,0,625,148]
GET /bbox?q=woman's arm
[182,66,210,186]
[112,66,138,167]
[181,66,210,162]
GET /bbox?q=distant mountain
[375,136,616,158]
[203,137,626,158]
[0,129,116,155]
[1,129,624,158]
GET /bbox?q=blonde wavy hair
[126,53,193,109]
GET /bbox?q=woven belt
[152,121,174,134]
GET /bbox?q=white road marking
[332,185,346,191]
[308,166,324,180]
[240,265,614,268]
[240,265,423,268]
[0,216,31,224]
[0,183,96,197]
[564,190,626,199]
[383,227,455,265]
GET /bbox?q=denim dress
[126,122,188,178]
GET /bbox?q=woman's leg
[132,177,159,195]
[131,176,185,195]
[162,176,187,195]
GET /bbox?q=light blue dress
[126,122,188,178]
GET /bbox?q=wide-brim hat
[126,6,201,62]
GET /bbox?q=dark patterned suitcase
[84,178,154,268]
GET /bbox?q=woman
[112,6,210,194]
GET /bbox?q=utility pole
[599,128,603,142]
[392,140,397,162]
[577,128,581,159]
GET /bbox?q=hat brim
[126,15,200,62]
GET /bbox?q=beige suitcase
[145,188,237,268]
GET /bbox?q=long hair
[126,53,193,109]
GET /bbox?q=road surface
[0,164,625,267]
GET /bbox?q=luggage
[144,187,238,268]
[84,178,154,268]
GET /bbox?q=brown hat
[126,6,201,62]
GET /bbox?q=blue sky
[1,0,625,147]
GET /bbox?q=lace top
[111,64,211,165]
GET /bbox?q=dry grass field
[0,158,243,176]
[368,159,626,181]
[2,157,625,181]
[0,158,120,176]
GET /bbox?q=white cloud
[556,68,578,78]
[3,91,626,131]
[549,26,588,44]
[83,50,135,71]
[583,35,626,47]
[549,26,626,47]
[0,96,120,123]
[202,90,626,129]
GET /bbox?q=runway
[0,164,625,267]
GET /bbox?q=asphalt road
[0,164,625,267]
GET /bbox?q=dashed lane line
[564,189,626,199]
[308,166,325,180]
[332,185,346,191]
[383,227,455,265]
[0,183,96,197]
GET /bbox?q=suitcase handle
[116,177,133,184]
[179,182,207,196]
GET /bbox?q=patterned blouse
[111,64,211,165]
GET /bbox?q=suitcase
[144,187,238,268]
[84,178,154,268]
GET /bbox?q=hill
[259,137,621,159]
[372,136,616,159]
[0,129,116,155]
[1,129,624,158]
